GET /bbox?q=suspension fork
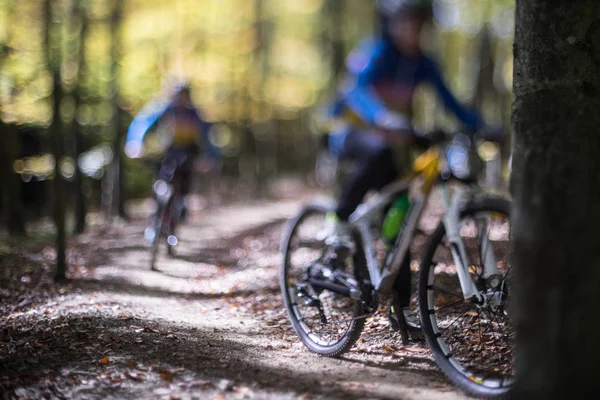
[440,185,482,302]
[478,217,499,279]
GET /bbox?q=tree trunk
[328,0,345,82]
[71,1,88,234]
[107,0,127,221]
[474,25,502,192]
[0,4,26,236]
[51,72,68,281]
[73,106,87,233]
[0,122,26,235]
[511,1,600,398]
[473,25,495,113]
[252,0,273,196]
[45,0,67,281]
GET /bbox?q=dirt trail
[1,194,473,400]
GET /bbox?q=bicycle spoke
[442,309,471,330]
[434,299,465,313]
[433,284,464,300]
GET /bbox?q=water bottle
[382,194,410,245]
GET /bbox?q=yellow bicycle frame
[407,147,441,195]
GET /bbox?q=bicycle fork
[441,185,498,302]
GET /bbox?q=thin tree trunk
[51,73,67,281]
[511,1,600,398]
[474,25,502,192]
[329,0,345,82]
[71,1,87,233]
[73,106,87,233]
[0,4,26,235]
[108,0,127,221]
[0,122,26,235]
[252,0,272,195]
[473,25,495,113]
[45,0,68,281]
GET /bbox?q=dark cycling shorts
[158,148,195,195]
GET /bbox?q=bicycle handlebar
[382,125,505,151]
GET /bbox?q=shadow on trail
[73,276,278,301]
[0,313,433,399]
[341,352,439,373]
[170,218,286,265]
[76,216,285,272]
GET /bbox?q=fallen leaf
[125,370,144,382]
[160,372,173,382]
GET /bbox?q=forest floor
[0,180,474,400]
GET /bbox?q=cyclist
[317,0,495,328]
[125,83,220,239]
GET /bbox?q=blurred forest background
[0,0,514,242]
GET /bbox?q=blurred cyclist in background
[125,83,221,229]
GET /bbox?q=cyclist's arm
[341,38,391,125]
[125,101,172,158]
[193,110,220,160]
[425,58,485,131]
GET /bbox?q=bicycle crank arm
[308,278,362,300]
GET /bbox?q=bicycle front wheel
[280,203,366,357]
[418,197,513,399]
[149,196,174,271]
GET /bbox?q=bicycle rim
[281,204,365,356]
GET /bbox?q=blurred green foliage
[0,0,514,197]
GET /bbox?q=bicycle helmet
[376,0,433,20]
[173,82,191,96]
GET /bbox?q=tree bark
[0,3,26,236]
[45,0,68,281]
[51,72,67,282]
[70,1,88,234]
[511,1,600,398]
[328,0,345,82]
[107,0,127,221]
[0,122,26,235]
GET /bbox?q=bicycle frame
[347,145,497,302]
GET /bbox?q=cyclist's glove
[413,128,447,149]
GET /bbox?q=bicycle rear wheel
[418,197,513,399]
[280,203,367,357]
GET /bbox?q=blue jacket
[126,99,220,159]
[328,36,484,155]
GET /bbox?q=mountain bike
[280,129,512,399]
